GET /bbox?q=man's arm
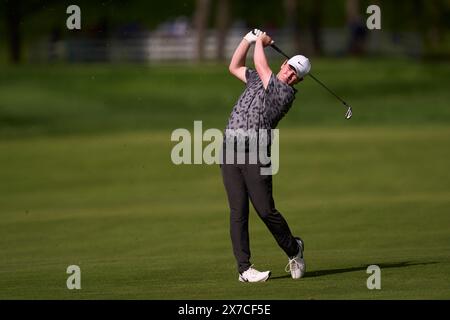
[254,34,273,89]
[228,39,251,83]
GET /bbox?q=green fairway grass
[0,59,449,299]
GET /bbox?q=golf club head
[345,106,353,120]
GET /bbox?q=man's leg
[220,163,251,274]
[242,163,299,258]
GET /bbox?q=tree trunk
[215,0,230,61]
[6,0,22,64]
[283,0,300,54]
[194,0,211,61]
[423,0,445,57]
[346,0,366,56]
[310,0,323,56]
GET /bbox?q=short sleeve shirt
[225,68,296,132]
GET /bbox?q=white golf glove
[244,29,263,44]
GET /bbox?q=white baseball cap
[287,55,311,78]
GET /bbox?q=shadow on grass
[270,261,439,280]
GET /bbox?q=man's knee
[230,214,248,223]
[229,206,249,222]
[256,207,279,221]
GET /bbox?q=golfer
[221,29,310,282]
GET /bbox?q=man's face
[277,61,302,86]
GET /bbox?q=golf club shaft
[270,43,290,59]
[271,44,350,109]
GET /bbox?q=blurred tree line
[1,0,449,64]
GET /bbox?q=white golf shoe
[238,266,271,283]
[285,238,306,279]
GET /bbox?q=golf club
[270,43,353,120]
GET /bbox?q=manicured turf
[0,59,449,299]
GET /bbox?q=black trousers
[220,153,299,274]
